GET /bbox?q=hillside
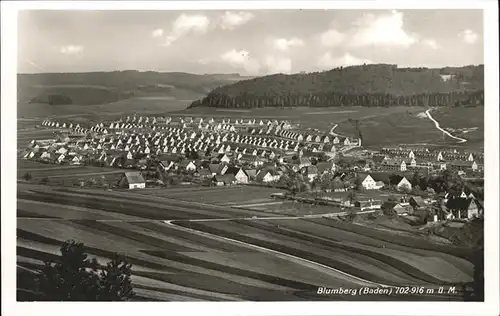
[189,64,484,109]
[18,71,252,106]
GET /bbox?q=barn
[119,172,146,189]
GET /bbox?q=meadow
[431,106,484,150]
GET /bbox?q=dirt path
[425,109,467,143]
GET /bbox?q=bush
[23,172,32,181]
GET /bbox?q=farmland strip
[17,229,185,273]
[70,220,197,252]
[307,218,473,260]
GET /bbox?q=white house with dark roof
[361,175,384,190]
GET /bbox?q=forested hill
[189,64,484,108]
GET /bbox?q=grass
[431,106,484,150]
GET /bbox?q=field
[17,183,475,301]
[17,160,125,188]
[431,106,484,150]
[133,185,347,216]
[174,105,483,149]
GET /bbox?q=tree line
[190,90,484,108]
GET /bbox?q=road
[425,109,467,143]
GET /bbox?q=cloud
[163,13,210,46]
[317,52,372,68]
[197,58,210,65]
[422,39,440,50]
[265,56,292,74]
[59,45,84,55]
[221,49,260,74]
[459,29,478,44]
[219,11,254,30]
[151,28,164,38]
[349,10,416,47]
[320,29,346,47]
[271,37,304,51]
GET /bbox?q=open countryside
[17,105,484,301]
[15,10,485,304]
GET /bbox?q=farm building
[381,201,411,216]
[409,196,427,211]
[213,174,236,186]
[119,172,146,189]
[354,199,382,211]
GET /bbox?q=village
[20,114,485,225]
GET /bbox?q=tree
[345,208,358,222]
[399,183,412,194]
[348,190,356,201]
[23,172,32,181]
[353,177,362,190]
[35,240,135,301]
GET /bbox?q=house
[56,154,66,164]
[209,163,228,176]
[361,175,384,190]
[23,151,35,159]
[213,174,236,186]
[70,156,81,165]
[197,168,213,178]
[449,160,478,172]
[256,170,280,183]
[225,167,249,184]
[446,197,481,219]
[159,160,175,171]
[331,177,347,192]
[396,177,412,192]
[119,172,146,189]
[382,159,407,172]
[180,160,197,172]
[372,155,387,164]
[293,157,311,170]
[409,196,427,210]
[302,165,319,182]
[382,201,411,216]
[217,153,231,164]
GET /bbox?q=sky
[17,9,484,75]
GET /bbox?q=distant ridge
[17,71,252,106]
